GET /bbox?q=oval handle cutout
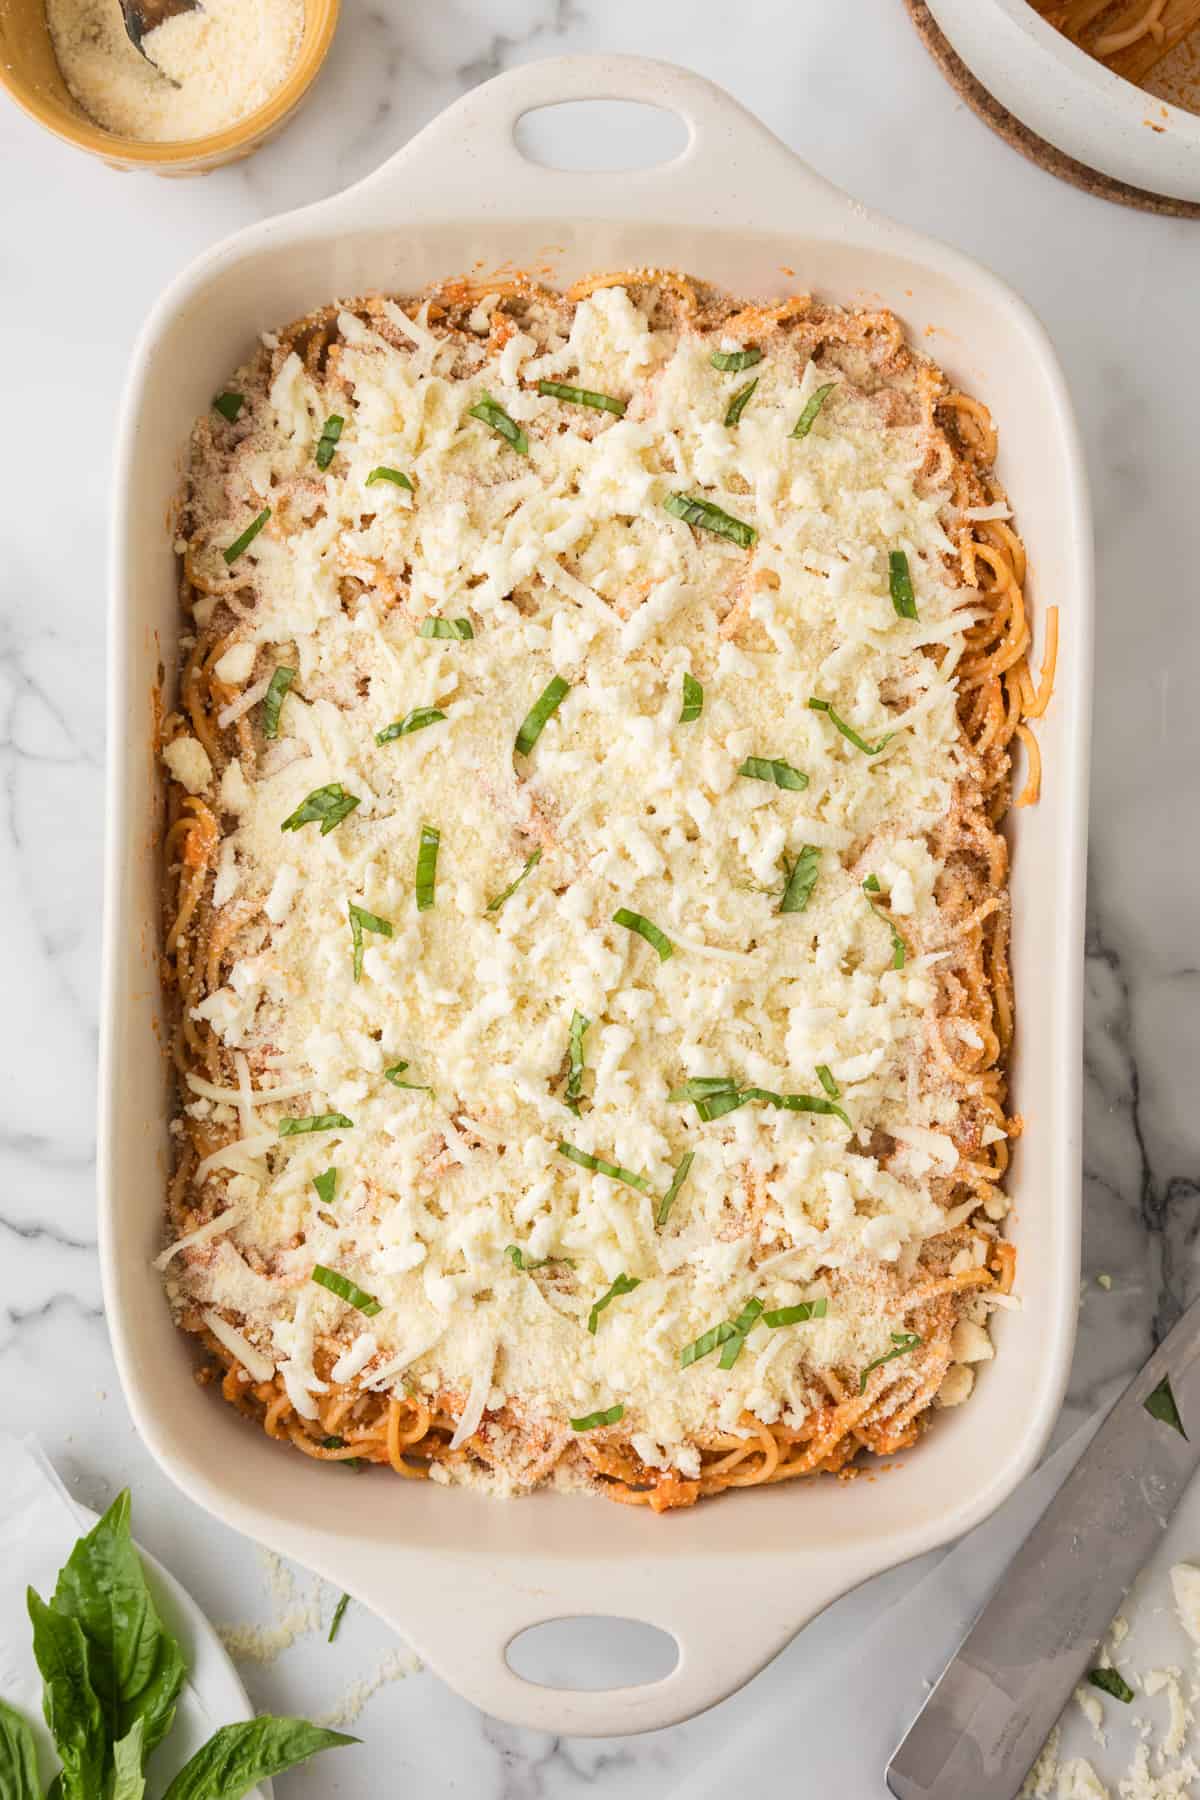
[513,100,689,173]
[505,1615,679,1691]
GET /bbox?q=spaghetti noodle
[160,273,1054,1510]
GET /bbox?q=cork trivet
[903,0,1200,217]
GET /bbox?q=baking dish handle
[326,1545,868,1736]
[342,52,859,236]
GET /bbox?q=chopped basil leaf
[261,666,295,739]
[570,1404,624,1432]
[807,696,893,756]
[505,1244,550,1271]
[322,1434,362,1471]
[311,1265,381,1316]
[348,902,392,982]
[738,756,808,791]
[1144,1373,1188,1438]
[680,672,704,723]
[328,1593,351,1643]
[718,1296,765,1369]
[668,1076,746,1122]
[281,783,361,836]
[564,1010,590,1112]
[680,1320,739,1367]
[415,824,440,912]
[663,491,757,549]
[587,1273,641,1335]
[375,707,446,744]
[213,391,244,422]
[656,1150,694,1228]
[486,847,541,912]
[889,549,919,619]
[723,377,758,428]
[1088,1668,1134,1704]
[740,1085,851,1127]
[279,1113,354,1136]
[557,1140,652,1194]
[222,507,270,565]
[365,466,414,490]
[384,1060,432,1093]
[515,674,570,756]
[781,844,821,915]
[612,907,674,961]
[815,1066,840,1101]
[312,1169,337,1206]
[537,379,626,416]
[314,414,344,471]
[711,346,763,372]
[419,616,474,640]
[791,382,835,439]
[468,393,528,454]
[762,1298,828,1327]
[859,1331,922,1393]
[863,876,907,969]
[669,1078,850,1129]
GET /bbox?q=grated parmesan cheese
[46,0,304,143]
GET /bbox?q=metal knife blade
[887,1294,1200,1800]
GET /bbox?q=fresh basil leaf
[612,907,673,961]
[514,675,570,757]
[365,466,413,491]
[762,1298,828,1328]
[718,1296,764,1370]
[27,1589,107,1800]
[278,1113,353,1136]
[113,1718,147,1800]
[557,1141,653,1195]
[486,848,541,913]
[328,1594,350,1644]
[222,509,270,566]
[160,1718,357,1800]
[859,1331,923,1394]
[260,667,294,740]
[1088,1667,1134,1704]
[780,844,821,915]
[680,672,703,723]
[311,1266,381,1317]
[587,1273,640,1335]
[212,393,243,423]
[467,394,528,455]
[312,1168,337,1206]
[889,549,918,619]
[711,346,762,372]
[663,491,756,549]
[415,823,440,912]
[280,783,360,836]
[536,380,625,416]
[656,1151,694,1227]
[569,1405,624,1432]
[50,1489,185,1758]
[564,1010,590,1113]
[791,382,835,440]
[1144,1373,1187,1438]
[738,756,808,791]
[419,616,474,640]
[347,901,392,982]
[0,1697,40,1800]
[807,696,893,756]
[314,414,344,471]
[723,377,758,428]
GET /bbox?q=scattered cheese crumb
[162,736,212,795]
[317,1647,420,1727]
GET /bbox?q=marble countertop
[3,1,1198,1792]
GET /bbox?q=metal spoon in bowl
[118,0,199,60]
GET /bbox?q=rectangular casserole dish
[99,53,1091,1736]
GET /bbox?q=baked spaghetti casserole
[157,272,1054,1509]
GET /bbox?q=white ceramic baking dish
[99,54,1092,1736]
[926,0,1200,203]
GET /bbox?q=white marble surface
[2,1,1199,1792]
